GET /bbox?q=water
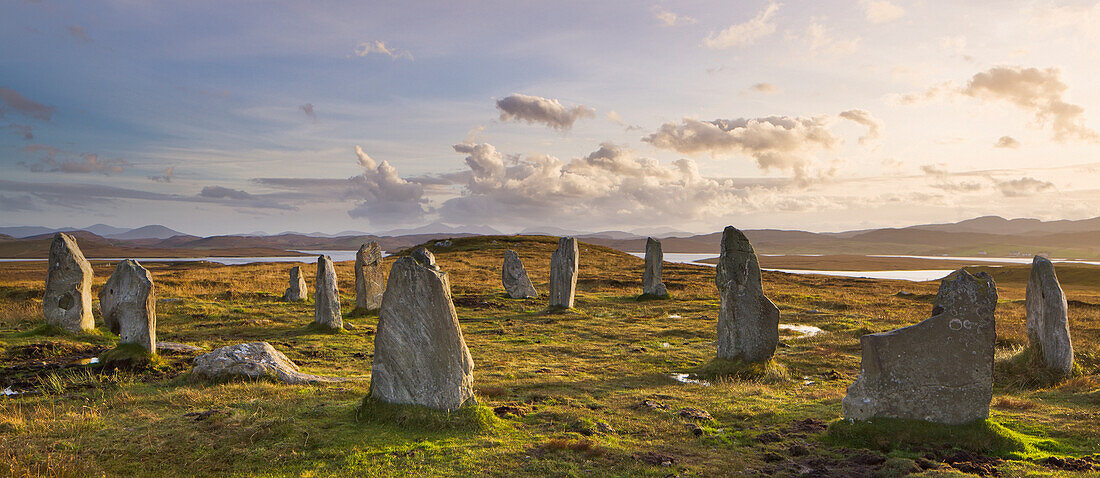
[779,324,825,337]
[2,387,21,396]
[627,252,717,266]
[869,254,1100,266]
[0,250,379,265]
[670,373,711,386]
[763,268,955,282]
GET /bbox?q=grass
[825,417,1066,460]
[691,357,790,382]
[996,344,1084,390]
[356,396,501,432]
[98,343,162,370]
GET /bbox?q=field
[1,235,1098,477]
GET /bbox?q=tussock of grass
[692,357,789,382]
[543,438,606,458]
[356,396,501,432]
[825,418,1064,459]
[99,343,161,370]
[995,344,1082,390]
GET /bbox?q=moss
[995,344,1083,390]
[636,293,670,301]
[99,343,161,370]
[356,396,501,433]
[15,324,105,339]
[691,357,789,382]
[824,418,1070,460]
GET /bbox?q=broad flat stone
[715,226,779,362]
[843,269,997,425]
[1026,256,1074,376]
[370,248,475,410]
[43,233,94,333]
[502,249,538,299]
[314,255,342,329]
[642,237,668,297]
[549,237,578,308]
[99,259,157,352]
[355,242,384,310]
[283,265,307,301]
[192,342,346,384]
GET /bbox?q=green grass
[691,357,790,382]
[98,343,163,370]
[356,396,502,433]
[825,417,1073,460]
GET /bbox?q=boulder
[370,248,475,410]
[502,250,538,299]
[313,255,342,329]
[43,233,94,333]
[642,237,668,298]
[282,265,307,301]
[1025,256,1074,376]
[99,259,157,352]
[549,237,579,308]
[715,226,779,362]
[354,242,385,310]
[191,342,346,384]
[843,269,997,425]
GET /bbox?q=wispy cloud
[860,0,905,24]
[961,66,1097,142]
[994,136,1020,149]
[652,6,696,26]
[66,25,91,43]
[703,2,780,49]
[299,103,316,121]
[353,40,413,60]
[0,87,56,121]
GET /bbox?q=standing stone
[843,269,997,425]
[715,226,779,362]
[355,242,385,311]
[313,255,342,329]
[99,259,156,352]
[370,248,475,410]
[642,237,668,298]
[283,266,307,301]
[549,237,579,309]
[43,233,95,333]
[1026,256,1074,377]
[502,250,538,299]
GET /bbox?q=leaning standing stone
[502,250,538,299]
[1026,256,1074,377]
[99,259,157,352]
[355,242,384,311]
[313,255,342,329]
[715,226,779,362]
[642,237,668,298]
[843,269,997,425]
[370,248,475,410]
[283,265,307,301]
[43,233,95,333]
[549,237,578,309]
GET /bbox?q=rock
[843,269,997,425]
[43,233,94,333]
[435,240,452,247]
[501,250,538,299]
[99,259,156,352]
[313,255,342,329]
[370,248,475,410]
[191,342,346,384]
[157,341,204,354]
[715,226,779,362]
[642,237,668,298]
[1025,256,1074,377]
[354,242,385,311]
[549,237,578,309]
[282,265,307,301]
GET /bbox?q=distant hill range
[5,215,1100,259]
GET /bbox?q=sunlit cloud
[0,87,55,121]
[353,40,413,60]
[994,136,1021,149]
[703,1,780,49]
[652,6,696,26]
[860,0,905,24]
[496,94,595,131]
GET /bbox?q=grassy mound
[825,418,1066,459]
[99,343,162,370]
[691,357,789,382]
[356,396,501,433]
[995,344,1082,389]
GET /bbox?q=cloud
[838,109,883,144]
[961,66,1097,142]
[889,81,954,105]
[22,153,128,174]
[299,103,315,121]
[149,167,175,183]
[0,87,56,121]
[860,0,905,23]
[994,136,1021,149]
[0,194,37,212]
[496,94,595,130]
[66,25,91,42]
[652,6,696,26]
[931,181,983,192]
[748,83,781,94]
[703,1,780,49]
[347,146,429,224]
[920,164,948,176]
[606,110,642,131]
[994,177,1054,197]
[200,185,253,200]
[796,22,860,56]
[353,40,413,60]
[0,179,295,210]
[5,123,33,140]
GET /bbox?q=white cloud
[962,66,1097,142]
[860,0,905,24]
[994,177,1054,197]
[353,40,413,60]
[797,22,860,57]
[703,1,780,49]
[347,146,429,224]
[838,109,883,145]
[653,6,696,26]
[496,93,595,130]
[606,110,642,131]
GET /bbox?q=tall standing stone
[313,255,342,329]
[99,259,156,352]
[843,269,997,425]
[1026,256,1074,377]
[549,237,579,309]
[355,242,384,311]
[283,266,307,301]
[370,248,475,410]
[43,233,95,333]
[642,237,668,298]
[715,226,779,362]
[502,250,538,299]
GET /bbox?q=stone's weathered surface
[642,237,668,297]
[313,255,342,329]
[843,269,997,425]
[370,252,475,410]
[99,259,157,351]
[715,226,779,362]
[354,242,385,310]
[1026,256,1074,376]
[502,250,538,299]
[192,342,346,384]
[282,266,307,301]
[549,237,579,308]
[43,233,95,333]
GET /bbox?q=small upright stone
[370,248,475,410]
[502,250,538,299]
[99,259,156,352]
[549,237,579,309]
[715,226,779,362]
[313,255,342,329]
[1026,256,1074,377]
[354,242,385,311]
[43,233,95,333]
[642,237,668,298]
[283,266,307,301]
[843,269,997,425]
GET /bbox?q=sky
[3,0,1100,236]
